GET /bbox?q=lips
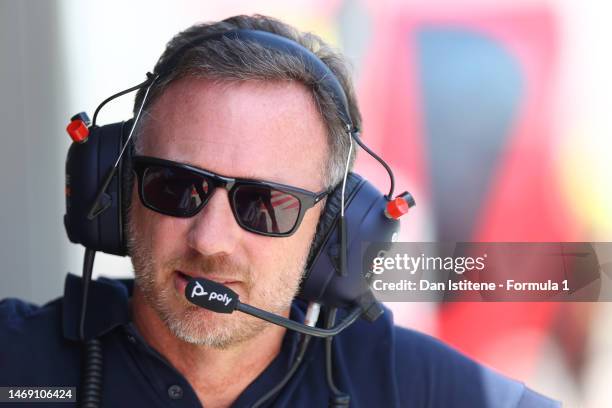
[173,270,240,296]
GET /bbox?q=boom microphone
[186,277,239,313]
[185,277,363,338]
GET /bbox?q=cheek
[130,190,188,262]
[293,207,321,253]
[148,219,186,260]
[247,206,321,280]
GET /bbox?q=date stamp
[0,387,76,403]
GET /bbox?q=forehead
[139,77,329,191]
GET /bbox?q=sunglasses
[132,156,329,237]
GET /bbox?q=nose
[186,188,242,257]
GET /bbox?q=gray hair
[132,14,361,189]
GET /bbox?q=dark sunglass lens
[142,166,211,215]
[233,185,301,234]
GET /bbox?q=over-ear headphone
[64,29,414,315]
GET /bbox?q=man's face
[128,77,328,348]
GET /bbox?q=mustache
[166,253,252,285]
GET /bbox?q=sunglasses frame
[132,155,330,237]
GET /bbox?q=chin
[164,307,267,349]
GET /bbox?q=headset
[64,29,414,408]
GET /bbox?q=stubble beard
[127,215,307,349]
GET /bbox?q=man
[0,14,557,407]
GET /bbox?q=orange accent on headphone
[67,119,89,143]
[384,191,415,219]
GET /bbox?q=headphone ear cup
[305,173,363,271]
[299,173,362,303]
[299,174,400,307]
[64,120,133,256]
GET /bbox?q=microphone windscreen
[185,277,239,313]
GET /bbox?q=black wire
[81,338,104,408]
[79,249,96,340]
[251,335,312,408]
[350,132,395,199]
[324,308,350,407]
[78,248,103,408]
[91,74,155,128]
[236,303,362,338]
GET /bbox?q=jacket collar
[62,273,132,341]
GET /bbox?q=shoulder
[0,297,80,385]
[333,307,559,407]
[392,324,560,407]
[0,297,63,336]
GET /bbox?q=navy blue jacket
[0,274,559,407]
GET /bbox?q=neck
[131,287,287,408]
